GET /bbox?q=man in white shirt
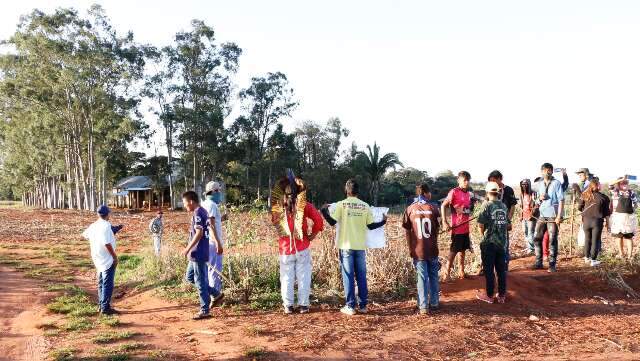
[82,205,119,315]
[202,181,225,307]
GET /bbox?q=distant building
[111,176,170,210]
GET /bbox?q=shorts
[611,212,637,239]
[450,233,471,253]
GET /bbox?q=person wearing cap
[609,177,638,260]
[81,205,119,315]
[532,163,565,273]
[476,182,510,304]
[487,170,517,270]
[202,181,225,308]
[576,168,593,193]
[149,210,163,257]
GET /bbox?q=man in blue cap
[82,205,120,315]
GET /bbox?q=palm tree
[357,142,403,205]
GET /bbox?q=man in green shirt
[476,182,511,304]
[321,179,386,315]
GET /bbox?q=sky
[1,0,639,186]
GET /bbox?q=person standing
[609,177,638,260]
[271,176,324,314]
[576,168,593,192]
[321,179,387,316]
[532,163,565,273]
[202,181,225,308]
[520,179,536,254]
[148,211,163,257]
[577,178,610,267]
[82,205,119,315]
[487,170,517,270]
[402,183,441,315]
[441,171,475,281]
[181,191,213,320]
[476,182,510,304]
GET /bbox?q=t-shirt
[189,207,210,262]
[577,192,611,220]
[445,187,473,235]
[477,200,510,247]
[82,218,116,272]
[535,178,565,218]
[202,198,224,246]
[499,185,517,212]
[611,188,638,214]
[330,196,374,250]
[149,217,162,235]
[402,200,441,260]
[521,193,534,220]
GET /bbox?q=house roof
[115,176,154,190]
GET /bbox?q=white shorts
[610,212,637,237]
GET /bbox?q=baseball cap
[205,181,221,194]
[485,181,500,194]
[575,168,590,175]
[97,204,110,216]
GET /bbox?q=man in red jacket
[271,176,324,314]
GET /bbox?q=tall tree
[231,72,297,200]
[357,142,403,205]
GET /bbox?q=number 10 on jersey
[414,218,432,239]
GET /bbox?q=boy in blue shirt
[181,191,212,320]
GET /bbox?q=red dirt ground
[0,207,639,360]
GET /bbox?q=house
[111,176,170,210]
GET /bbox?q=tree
[231,72,297,200]
[357,142,403,205]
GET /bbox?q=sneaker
[584,257,591,264]
[476,291,494,304]
[299,306,310,314]
[210,293,225,308]
[192,311,211,320]
[590,260,601,267]
[419,308,429,315]
[547,265,557,273]
[358,306,368,314]
[496,295,506,304]
[429,304,440,312]
[532,263,543,270]
[283,306,295,314]
[340,306,356,316]
[100,308,119,316]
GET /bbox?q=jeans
[185,260,215,313]
[534,218,559,267]
[414,258,440,309]
[522,219,536,252]
[339,249,368,309]
[279,248,312,307]
[153,235,162,256]
[504,232,511,271]
[208,243,224,295]
[97,263,117,312]
[480,242,507,297]
[583,218,604,260]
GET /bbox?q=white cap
[485,181,500,194]
[205,181,221,194]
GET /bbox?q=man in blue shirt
[532,163,565,273]
[181,191,212,320]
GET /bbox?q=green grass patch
[62,315,93,331]
[97,315,121,327]
[94,342,146,357]
[244,346,267,359]
[92,331,138,344]
[50,347,77,361]
[249,291,281,310]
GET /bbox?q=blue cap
[97,204,110,216]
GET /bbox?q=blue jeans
[522,219,536,252]
[185,260,215,313]
[97,263,116,312]
[339,249,368,309]
[414,258,440,309]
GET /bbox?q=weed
[244,346,267,359]
[92,331,138,344]
[50,347,77,361]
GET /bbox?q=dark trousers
[534,219,559,267]
[583,218,604,260]
[481,242,507,297]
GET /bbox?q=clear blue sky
[2,1,639,185]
